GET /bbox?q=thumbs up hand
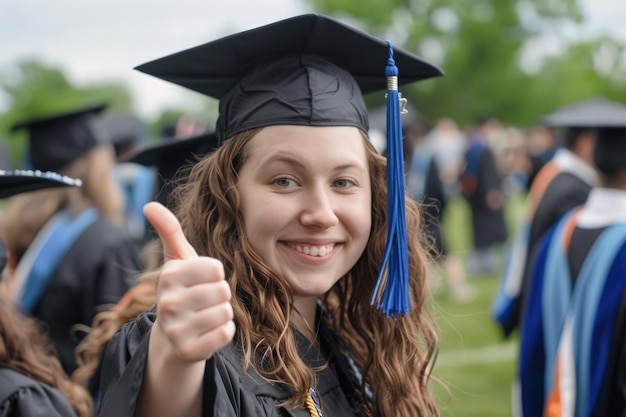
[144,202,235,362]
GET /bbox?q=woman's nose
[299,187,339,229]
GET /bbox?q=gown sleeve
[0,368,78,417]
[98,309,359,417]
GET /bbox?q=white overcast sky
[1,0,624,119]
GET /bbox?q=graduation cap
[541,97,626,149]
[541,97,626,128]
[135,13,442,143]
[124,131,220,206]
[11,104,109,172]
[134,13,444,317]
[0,169,82,199]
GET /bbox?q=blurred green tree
[307,0,626,128]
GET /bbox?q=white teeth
[290,244,333,257]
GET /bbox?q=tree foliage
[308,0,626,128]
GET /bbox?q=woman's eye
[273,177,298,187]
[333,178,356,188]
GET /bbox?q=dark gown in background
[528,173,592,249]
[494,151,595,337]
[459,142,508,250]
[0,367,78,417]
[31,217,141,375]
[98,310,369,417]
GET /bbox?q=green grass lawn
[427,195,526,417]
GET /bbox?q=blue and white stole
[517,207,580,417]
[12,208,99,314]
[544,223,626,417]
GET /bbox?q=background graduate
[3,104,142,375]
[0,170,93,417]
[517,116,626,416]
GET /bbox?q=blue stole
[518,218,564,417]
[565,224,626,417]
[492,221,530,335]
[519,209,626,417]
[19,208,99,314]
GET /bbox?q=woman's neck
[292,296,319,345]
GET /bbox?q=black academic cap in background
[11,104,109,172]
[135,13,443,142]
[0,169,81,271]
[124,131,220,206]
[541,97,626,128]
[0,169,82,199]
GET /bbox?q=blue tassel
[370,41,412,318]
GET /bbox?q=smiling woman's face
[236,124,372,299]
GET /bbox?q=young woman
[98,14,444,417]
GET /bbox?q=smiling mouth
[286,243,335,257]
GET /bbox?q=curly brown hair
[0,291,93,417]
[169,128,440,416]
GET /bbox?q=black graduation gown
[528,172,592,250]
[98,311,368,417]
[461,145,508,249]
[0,367,78,417]
[31,217,141,375]
[514,172,592,331]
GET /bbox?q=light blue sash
[19,208,99,313]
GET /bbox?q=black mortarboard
[0,169,82,199]
[541,97,626,128]
[11,104,109,172]
[134,13,443,143]
[124,131,220,206]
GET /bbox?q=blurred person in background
[492,97,626,416]
[458,115,508,277]
[492,97,626,338]
[424,117,467,199]
[519,125,626,417]
[499,126,531,198]
[0,170,93,417]
[101,111,156,241]
[524,125,559,190]
[3,104,142,376]
[400,109,476,302]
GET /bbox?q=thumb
[144,201,198,260]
